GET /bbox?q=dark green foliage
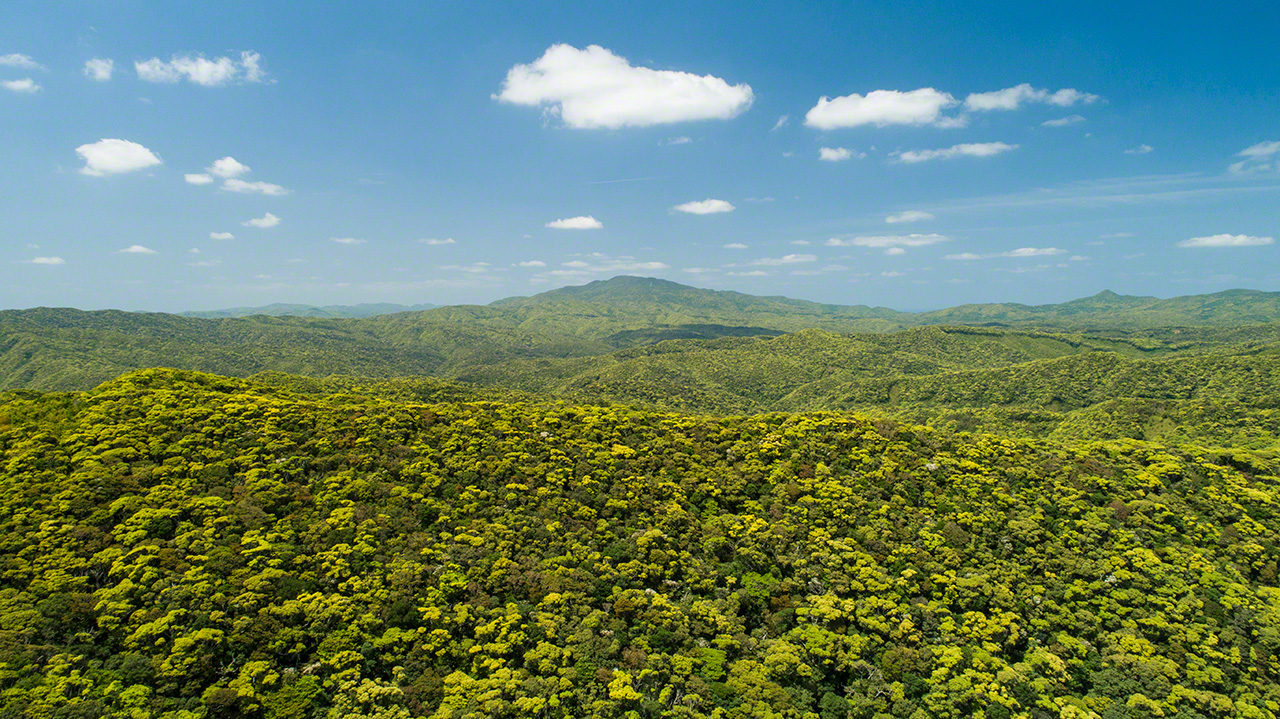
[1,368,1278,717]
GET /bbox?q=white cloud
[210,231,234,240]
[419,238,456,245]
[27,256,64,265]
[727,270,768,277]
[1125,144,1154,155]
[118,244,157,254]
[185,173,214,185]
[723,243,748,249]
[75,138,162,176]
[441,262,496,274]
[1229,140,1280,174]
[673,198,735,214]
[222,178,288,195]
[750,254,816,266]
[516,260,546,267]
[944,247,1067,260]
[826,234,948,253]
[84,58,114,81]
[494,44,754,129]
[965,84,1099,111]
[894,142,1018,164]
[819,146,863,162]
[885,210,934,224]
[2,78,40,93]
[533,253,668,279]
[789,239,811,246]
[804,88,958,129]
[662,136,692,145]
[208,156,250,178]
[1177,234,1274,248]
[0,54,43,70]
[1003,247,1067,257]
[1042,114,1085,127]
[135,51,265,86]
[546,215,603,230]
[242,212,280,228]
[771,115,789,131]
[881,270,905,277]
[331,237,365,245]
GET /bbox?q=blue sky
[2,0,1278,312]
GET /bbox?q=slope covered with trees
[4,278,1280,393]
[1,369,1278,718]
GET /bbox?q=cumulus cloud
[546,215,603,230]
[494,44,754,129]
[1125,144,1154,155]
[75,139,162,176]
[135,51,265,86]
[1229,141,1280,174]
[881,270,905,277]
[804,88,959,129]
[750,254,816,266]
[118,244,157,254]
[0,54,43,70]
[83,58,114,81]
[662,136,692,145]
[2,78,40,93]
[208,156,250,178]
[516,260,546,267]
[533,253,669,280]
[419,238,456,245]
[331,237,365,245]
[673,199,735,214]
[885,210,934,224]
[222,178,288,195]
[826,234,948,253]
[242,212,279,228]
[210,232,234,240]
[944,247,1067,260]
[27,256,64,265]
[819,146,863,162]
[723,243,748,249]
[1042,114,1085,127]
[185,173,214,185]
[965,84,1099,111]
[771,115,789,131]
[894,142,1017,164]
[1177,234,1274,248]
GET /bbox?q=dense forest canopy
[1,369,1279,718]
[2,277,1280,718]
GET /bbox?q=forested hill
[1,368,1279,718]
[2,278,1279,392]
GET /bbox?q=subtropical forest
[1,277,1279,719]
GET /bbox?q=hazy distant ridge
[180,301,438,319]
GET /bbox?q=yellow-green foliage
[1,369,1279,718]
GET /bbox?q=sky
[2,0,1278,313]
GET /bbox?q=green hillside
[1,369,1278,718]
[4,278,1280,394]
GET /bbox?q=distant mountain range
[2,275,1278,392]
[180,301,439,319]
